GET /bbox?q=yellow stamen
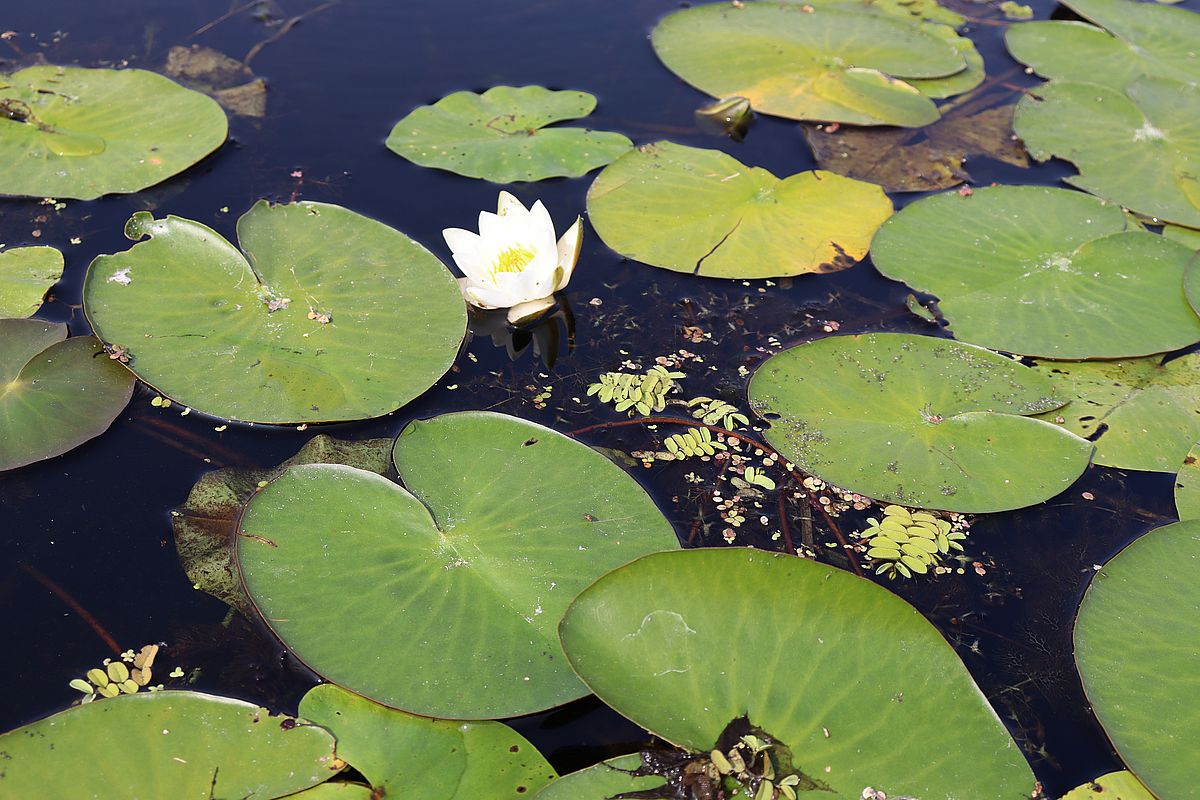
[491,244,536,275]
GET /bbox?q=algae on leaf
[0,66,227,199]
[386,86,632,182]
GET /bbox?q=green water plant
[587,365,686,416]
[860,504,966,579]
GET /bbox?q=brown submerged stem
[20,562,122,655]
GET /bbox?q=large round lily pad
[1014,76,1200,229]
[587,141,892,279]
[385,86,632,183]
[236,411,679,719]
[84,201,466,424]
[1075,520,1200,800]
[1032,353,1200,472]
[300,684,557,798]
[0,691,338,799]
[559,548,1037,799]
[748,333,1093,512]
[871,185,1200,358]
[0,245,63,317]
[0,319,134,472]
[651,3,968,126]
[532,755,664,800]
[0,66,227,200]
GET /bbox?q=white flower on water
[442,191,582,324]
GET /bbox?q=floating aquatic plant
[587,365,686,416]
[858,505,966,579]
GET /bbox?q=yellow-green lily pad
[0,66,227,200]
[0,245,63,317]
[386,86,632,182]
[587,141,892,279]
[531,755,665,800]
[1174,441,1200,519]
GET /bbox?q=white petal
[497,191,528,217]
[442,227,481,255]
[554,216,583,291]
[506,295,556,324]
[443,228,492,283]
[461,278,515,309]
[478,210,506,243]
[528,200,555,237]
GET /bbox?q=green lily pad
[0,319,134,472]
[287,785,374,800]
[559,548,1037,799]
[0,245,63,317]
[784,0,965,28]
[1165,224,1200,249]
[1175,442,1200,519]
[1032,353,1200,472]
[748,333,1093,512]
[0,66,227,200]
[300,684,558,798]
[532,755,665,800]
[83,201,466,424]
[0,691,338,798]
[651,2,968,127]
[1014,76,1200,228]
[1075,520,1200,800]
[385,86,632,183]
[236,411,679,719]
[173,435,394,612]
[587,141,892,279]
[1062,771,1157,800]
[871,185,1199,358]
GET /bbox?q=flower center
[492,244,536,275]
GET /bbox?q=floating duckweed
[663,428,727,459]
[587,365,685,416]
[72,644,167,705]
[860,504,967,579]
[687,396,749,429]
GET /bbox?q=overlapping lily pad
[236,412,679,719]
[385,86,632,182]
[651,2,969,126]
[300,684,558,798]
[0,246,63,317]
[587,141,892,278]
[532,755,664,800]
[748,333,1093,512]
[559,548,1037,799]
[1174,442,1200,520]
[1033,353,1200,472]
[0,320,134,472]
[0,66,227,200]
[871,185,1200,358]
[1075,520,1200,800]
[1014,76,1200,228]
[0,691,338,798]
[84,201,466,424]
[1062,771,1156,800]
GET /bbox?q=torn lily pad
[870,185,1200,358]
[559,548,1037,800]
[1014,76,1200,228]
[1032,353,1200,472]
[748,333,1093,512]
[83,201,466,424]
[0,319,134,472]
[651,2,968,126]
[386,86,632,182]
[587,141,892,278]
[0,66,227,199]
[236,412,679,719]
[0,691,338,798]
[1075,520,1200,800]
[0,245,63,317]
[299,684,557,799]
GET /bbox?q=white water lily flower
[443,191,582,324]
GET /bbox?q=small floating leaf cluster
[860,505,966,579]
[587,365,685,416]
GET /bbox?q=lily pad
[0,245,63,317]
[0,319,134,472]
[236,411,679,719]
[1075,520,1200,800]
[748,333,1093,512]
[1014,76,1200,228]
[803,104,1029,192]
[1062,771,1156,800]
[870,185,1200,358]
[559,548,1037,799]
[531,755,665,800]
[84,201,466,424]
[1032,353,1200,472]
[288,785,374,799]
[651,2,968,127]
[172,435,394,612]
[0,690,338,798]
[1175,442,1200,519]
[385,86,632,183]
[587,141,892,279]
[0,66,227,200]
[1165,224,1200,249]
[299,684,558,798]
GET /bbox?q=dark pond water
[0,0,1190,794]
